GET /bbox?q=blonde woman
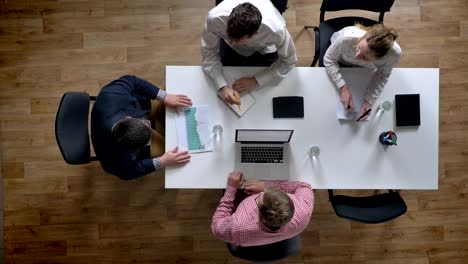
[324,24,401,120]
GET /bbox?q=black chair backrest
[328,190,407,224]
[227,235,301,262]
[320,0,395,22]
[55,92,94,165]
[216,0,288,14]
[321,0,394,13]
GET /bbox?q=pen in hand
[234,91,241,111]
[356,108,371,121]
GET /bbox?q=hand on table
[340,84,353,110]
[227,171,244,189]
[233,77,258,93]
[160,146,191,167]
[357,101,372,121]
[218,85,240,105]
[163,94,192,112]
[244,179,265,195]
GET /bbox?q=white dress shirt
[324,26,402,104]
[201,0,297,90]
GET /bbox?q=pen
[356,108,371,121]
[234,91,241,111]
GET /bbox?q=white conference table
[165,66,439,190]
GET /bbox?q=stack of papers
[336,85,367,120]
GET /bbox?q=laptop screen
[236,129,293,143]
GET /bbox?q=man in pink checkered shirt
[211,171,314,247]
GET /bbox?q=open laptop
[235,129,293,180]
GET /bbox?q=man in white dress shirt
[201,0,297,105]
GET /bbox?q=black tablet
[395,94,420,126]
[273,96,304,118]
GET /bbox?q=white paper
[219,92,256,117]
[175,106,213,153]
[336,85,367,120]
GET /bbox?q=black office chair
[215,0,288,14]
[328,190,407,224]
[227,235,301,263]
[55,92,98,165]
[304,0,395,67]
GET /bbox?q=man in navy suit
[91,75,192,180]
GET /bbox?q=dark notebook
[273,96,304,118]
[395,94,420,126]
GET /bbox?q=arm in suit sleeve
[109,154,157,181]
[106,75,163,101]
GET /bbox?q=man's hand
[244,179,265,195]
[357,101,372,121]
[218,85,239,105]
[340,84,353,110]
[227,171,244,189]
[163,94,192,112]
[160,146,191,167]
[233,77,258,93]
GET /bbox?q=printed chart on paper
[175,106,213,153]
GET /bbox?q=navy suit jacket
[91,75,161,180]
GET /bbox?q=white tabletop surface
[165,66,439,190]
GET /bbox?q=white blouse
[324,26,402,104]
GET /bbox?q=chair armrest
[310,26,320,67]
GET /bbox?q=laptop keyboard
[241,146,283,164]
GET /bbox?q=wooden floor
[1,0,467,263]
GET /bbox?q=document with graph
[175,106,213,153]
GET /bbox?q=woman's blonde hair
[356,23,398,58]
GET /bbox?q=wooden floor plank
[0,33,83,52]
[0,99,30,115]
[4,224,99,242]
[3,191,131,211]
[0,48,127,67]
[3,209,41,227]
[0,18,43,34]
[3,175,67,195]
[1,162,24,179]
[0,80,100,99]
[0,65,61,82]
[60,63,165,83]
[43,15,170,33]
[5,240,67,257]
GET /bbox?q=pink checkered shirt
[211,181,314,247]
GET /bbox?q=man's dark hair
[112,118,151,151]
[227,3,262,40]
